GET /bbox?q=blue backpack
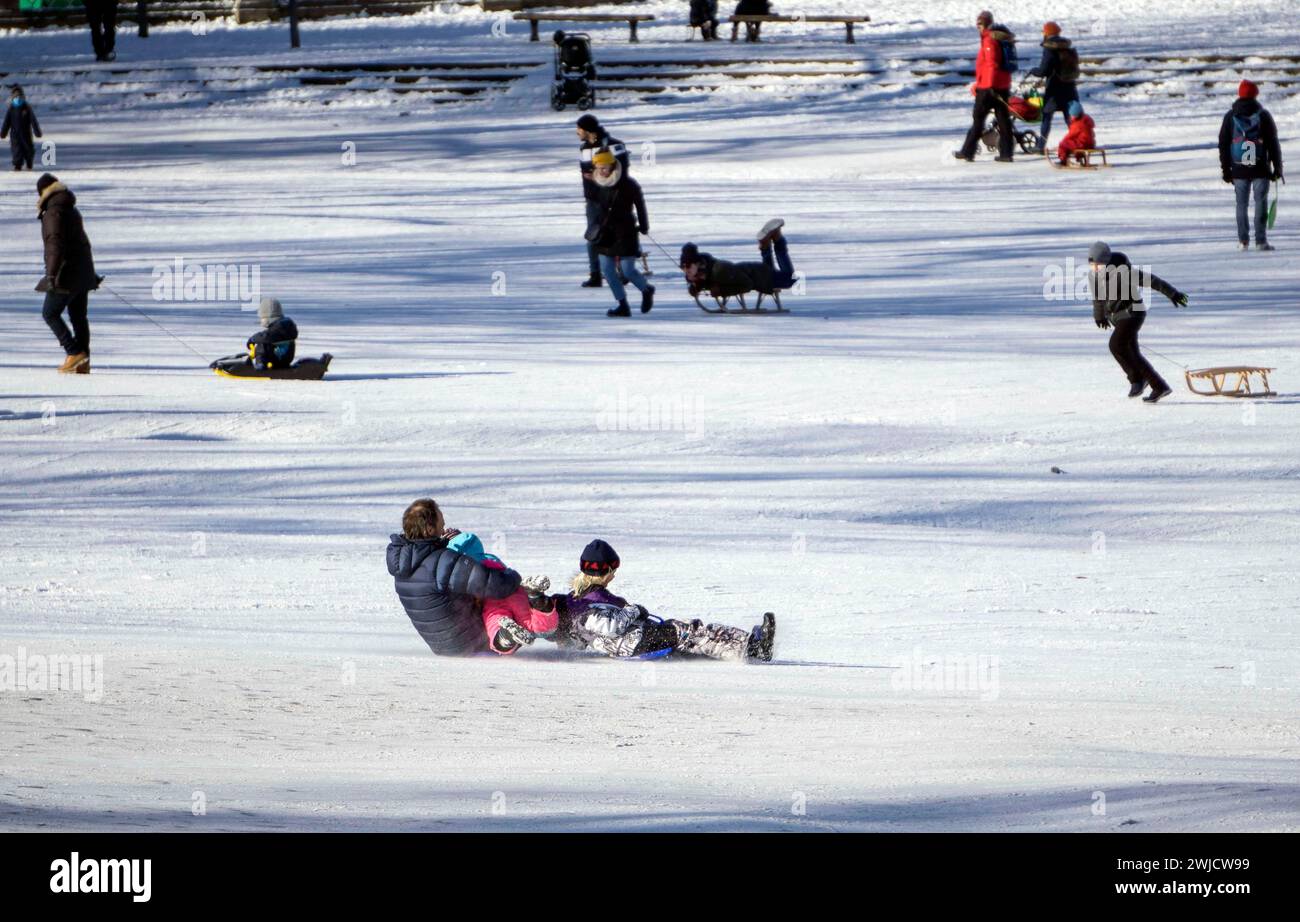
[1232,113,1262,168]
[1000,38,1019,73]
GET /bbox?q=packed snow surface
[1,2,1297,830]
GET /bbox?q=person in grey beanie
[1087,241,1188,403]
[246,297,298,370]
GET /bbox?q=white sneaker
[1237,241,1249,251]
[1257,242,1275,251]
[757,218,785,242]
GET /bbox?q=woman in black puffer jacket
[387,498,522,656]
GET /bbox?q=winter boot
[76,360,91,375]
[1257,242,1275,251]
[492,616,536,653]
[1237,241,1250,251]
[1128,381,1146,398]
[994,155,1015,163]
[640,285,655,314]
[607,300,632,317]
[757,218,785,248]
[952,151,974,162]
[1143,384,1173,403]
[58,352,89,373]
[582,273,604,288]
[745,612,776,662]
[669,619,751,661]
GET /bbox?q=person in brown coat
[36,173,100,373]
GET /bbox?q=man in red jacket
[955,10,1017,162]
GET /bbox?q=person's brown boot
[58,352,89,373]
[75,360,91,375]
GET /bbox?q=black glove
[35,276,55,293]
[639,224,649,235]
[1171,290,1189,308]
[1273,171,1284,182]
[1096,317,1110,330]
[526,591,555,613]
[1222,172,1232,184]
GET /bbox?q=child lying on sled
[679,218,795,303]
[543,539,775,662]
[446,532,558,654]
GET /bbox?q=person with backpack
[1028,21,1080,153]
[2,85,43,171]
[954,10,1018,163]
[1087,241,1189,403]
[1218,80,1283,251]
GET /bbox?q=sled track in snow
[5,51,1300,112]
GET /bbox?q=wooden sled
[1046,147,1110,170]
[1184,365,1275,398]
[693,290,789,315]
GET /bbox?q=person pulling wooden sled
[680,218,795,314]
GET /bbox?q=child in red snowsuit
[1057,100,1096,165]
[447,532,557,654]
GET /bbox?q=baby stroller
[551,30,596,111]
[983,78,1044,155]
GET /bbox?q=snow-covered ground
[1,3,1297,831]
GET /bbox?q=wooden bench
[513,12,656,44]
[730,14,870,45]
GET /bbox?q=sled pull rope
[643,233,677,264]
[102,282,212,362]
[1145,346,1189,371]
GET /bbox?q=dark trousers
[760,236,796,289]
[85,0,118,59]
[585,200,602,276]
[43,289,91,356]
[1037,88,1077,146]
[960,88,1012,159]
[1108,313,1166,390]
[10,141,34,170]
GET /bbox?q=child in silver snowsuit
[544,539,775,662]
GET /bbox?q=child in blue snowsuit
[2,86,42,171]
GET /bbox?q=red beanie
[1238,79,1259,99]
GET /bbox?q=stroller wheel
[1018,130,1042,155]
[981,121,1000,152]
[577,95,594,111]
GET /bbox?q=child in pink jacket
[447,532,557,654]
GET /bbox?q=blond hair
[570,570,616,597]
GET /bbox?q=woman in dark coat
[587,149,654,317]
